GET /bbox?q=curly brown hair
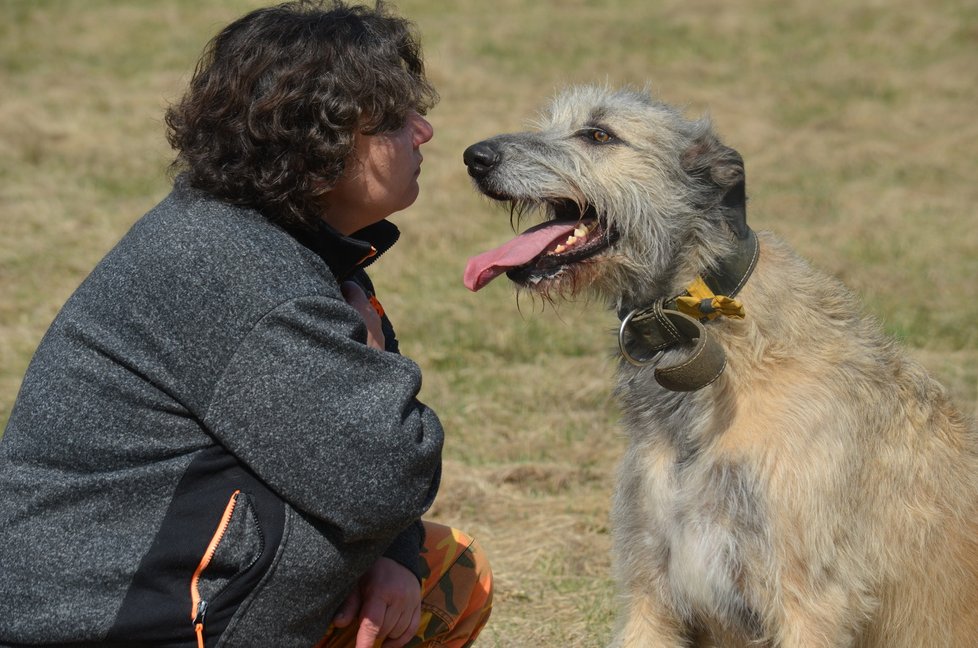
[165,0,438,230]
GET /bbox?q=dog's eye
[576,127,618,146]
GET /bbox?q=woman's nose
[411,112,434,146]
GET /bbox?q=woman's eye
[591,130,612,143]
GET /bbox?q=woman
[0,2,492,647]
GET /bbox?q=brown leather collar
[617,229,760,391]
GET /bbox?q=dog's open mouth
[463,200,619,292]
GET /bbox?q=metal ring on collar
[618,308,653,366]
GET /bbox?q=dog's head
[463,86,748,308]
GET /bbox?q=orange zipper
[356,245,378,267]
[190,489,240,648]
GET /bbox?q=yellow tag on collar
[675,276,746,321]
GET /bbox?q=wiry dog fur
[463,86,978,647]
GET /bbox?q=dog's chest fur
[614,371,768,637]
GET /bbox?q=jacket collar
[291,219,401,280]
[171,175,401,280]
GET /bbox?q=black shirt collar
[291,219,400,280]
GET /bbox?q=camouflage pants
[318,522,493,648]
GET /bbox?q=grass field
[2,1,977,645]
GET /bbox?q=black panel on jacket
[106,446,286,646]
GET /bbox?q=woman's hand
[331,557,422,648]
[340,281,385,351]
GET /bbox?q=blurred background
[2,1,976,645]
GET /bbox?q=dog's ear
[682,135,750,240]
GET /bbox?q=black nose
[463,141,501,178]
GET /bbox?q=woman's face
[323,111,434,235]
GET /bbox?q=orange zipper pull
[193,600,207,648]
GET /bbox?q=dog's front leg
[773,594,862,648]
[609,589,690,648]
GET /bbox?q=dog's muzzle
[463,141,502,179]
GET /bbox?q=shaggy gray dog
[463,86,978,647]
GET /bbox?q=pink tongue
[463,221,580,291]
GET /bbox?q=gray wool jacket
[0,178,444,647]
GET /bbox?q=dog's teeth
[554,244,567,253]
[574,226,587,237]
[565,235,577,245]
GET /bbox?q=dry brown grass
[2,1,977,645]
